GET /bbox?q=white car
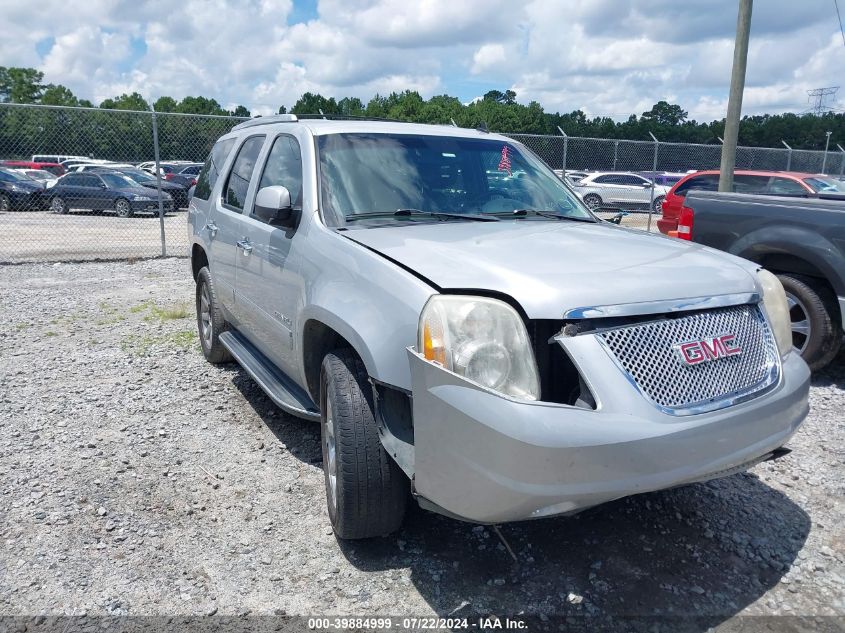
[573,172,670,212]
[72,162,135,172]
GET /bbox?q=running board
[219,330,320,421]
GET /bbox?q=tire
[195,267,232,364]
[777,273,842,371]
[50,196,68,214]
[320,349,407,539]
[652,195,665,212]
[115,198,133,218]
[0,194,10,212]
[583,193,602,209]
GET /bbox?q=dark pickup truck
[678,191,844,370]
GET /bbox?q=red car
[0,160,66,176]
[657,170,845,236]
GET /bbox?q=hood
[121,186,171,199]
[343,220,760,319]
[139,181,183,190]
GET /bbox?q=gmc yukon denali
[671,190,844,371]
[188,115,810,539]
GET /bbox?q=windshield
[0,168,30,182]
[317,133,592,225]
[120,169,155,183]
[803,176,845,193]
[100,173,137,188]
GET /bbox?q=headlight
[8,184,25,192]
[418,295,540,400]
[757,269,791,356]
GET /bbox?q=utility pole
[719,0,753,192]
[822,131,832,173]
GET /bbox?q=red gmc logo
[675,334,742,366]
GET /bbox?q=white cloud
[3,0,843,120]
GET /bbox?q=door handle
[236,239,253,255]
[204,222,218,238]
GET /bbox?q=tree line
[1,65,843,159]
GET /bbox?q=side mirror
[254,185,295,227]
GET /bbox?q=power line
[835,0,845,47]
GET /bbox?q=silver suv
[188,115,810,539]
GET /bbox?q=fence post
[838,144,845,177]
[781,140,792,170]
[150,104,166,257]
[557,126,568,177]
[647,132,659,233]
[612,140,619,171]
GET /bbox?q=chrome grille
[598,305,779,415]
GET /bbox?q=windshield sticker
[498,145,512,176]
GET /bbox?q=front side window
[99,173,135,188]
[257,136,303,213]
[317,133,592,225]
[195,138,236,200]
[223,136,265,211]
[733,175,770,194]
[768,178,809,195]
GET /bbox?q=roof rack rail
[232,114,299,130]
[295,113,409,123]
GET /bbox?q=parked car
[71,162,135,172]
[671,190,844,370]
[163,162,203,188]
[32,154,88,164]
[0,167,47,211]
[188,115,809,539]
[89,166,189,209]
[572,171,670,212]
[637,171,687,188]
[1,160,65,176]
[657,170,845,235]
[553,169,590,183]
[13,169,59,188]
[60,158,110,170]
[49,170,173,217]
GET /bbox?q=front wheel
[652,195,665,212]
[320,349,407,539]
[50,196,68,214]
[778,273,841,371]
[583,193,602,209]
[0,194,10,212]
[115,198,133,218]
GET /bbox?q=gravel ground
[0,258,843,625]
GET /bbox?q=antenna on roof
[476,121,489,134]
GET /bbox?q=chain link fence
[1,102,842,262]
[0,103,246,263]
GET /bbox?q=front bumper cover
[407,338,810,524]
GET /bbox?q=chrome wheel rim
[323,397,337,510]
[653,197,664,212]
[116,200,130,217]
[584,196,600,209]
[50,197,63,213]
[0,195,9,212]
[199,283,213,348]
[786,292,811,354]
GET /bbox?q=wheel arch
[301,317,364,404]
[191,243,209,281]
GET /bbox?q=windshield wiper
[345,209,499,222]
[484,209,596,222]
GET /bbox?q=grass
[131,300,191,321]
[120,330,197,356]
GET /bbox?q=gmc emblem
[675,334,742,366]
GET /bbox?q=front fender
[729,225,845,296]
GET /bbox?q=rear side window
[223,136,265,212]
[674,174,719,197]
[194,138,236,200]
[733,175,770,194]
[258,136,303,211]
[80,175,101,187]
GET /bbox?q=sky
[4,0,845,121]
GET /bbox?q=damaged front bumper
[406,340,810,524]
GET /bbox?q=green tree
[40,85,80,106]
[153,96,178,112]
[641,101,688,126]
[290,92,339,115]
[277,105,287,114]
[231,104,251,117]
[100,92,149,111]
[483,89,517,105]
[176,96,227,115]
[0,67,46,103]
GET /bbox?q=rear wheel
[320,348,407,539]
[195,267,232,363]
[50,196,67,214]
[0,194,10,212]
[583,193,602,209]
[777,273,841,371]
[115,198,133,218]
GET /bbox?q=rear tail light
[677,205,694,240]
[164,173,175,181]
[190,178,197,187]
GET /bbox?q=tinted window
[258,136,303,213]
[60,174,82,186]
[592,175,615,184]
[768,177,808,195]
[733,175,769,194]
[182,165,202,175]
[223,136,265,211]
[674,174,719,196]
[194,138,236,200]
[619,175,647,186]
[79,175,101,187]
